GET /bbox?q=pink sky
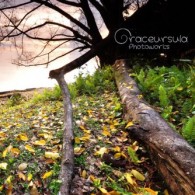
[0,46,97,91]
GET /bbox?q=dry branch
[55,73,74,195]
[114,59,195,195]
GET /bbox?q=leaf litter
[0,90,169,195]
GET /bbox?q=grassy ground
[0,67,168,195]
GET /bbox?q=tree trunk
[55,73,74,195]
[113,59,195,195]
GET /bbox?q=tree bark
[114,59,195,195]
[55,73,74,195]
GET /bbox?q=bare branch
[56,0,81,7]
[14,46,85,67]
[49,34,111,78]
[0,1,32,11]
[80,0,102,43]
[31,0,91,35]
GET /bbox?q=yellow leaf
[75,137,80,144]
[99,187,108,193]
[164,189,169,195]
[0,162,8,170]
[113,119,120,126]
[81,170,87,178]
[83,129,91,134]
[38,133,53,141]
[102,126,111,137]
[18,163,28,171]
[114,153,122,159]
[11,148,20,156]
[27,173,33,181]
[42,171,53,179]
[18,172,26,181]
[18,133,29,141]
[112,146,121,152]
[131,169,145,181]
[5,176,12,184]
[25,145,35,153]
[74,147,85,155]
[138,94,143,99]
[45,152,60,159]
[2,145,13,158]
[0,132,6,138]
[80,135,91,141]
[125,173,134,185]
[94,147,107,157]
[87,110,93,117]
[125,121,134,128]
[33,140,46,146]
[144,188,158,195]
[89,175,96,182]
[0,185,3,191]
[110,125,117,132]
[2,148,8,158]
[79,125,86,131]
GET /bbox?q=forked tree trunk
[114,59,195,195]
[55,73,74,195]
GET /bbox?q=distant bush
[6,93,24,107]
[30,66,115,102]
[31,86,62,103]
[69,66,116,99]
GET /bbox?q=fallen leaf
[18,133,29,141]
[74,147,85,155]
[131,169,145,181]
[27,173,33,181]
[0,162,8,170]
[33,140,46,146]
[18,163,28,171]
[102,126,111,137]
[45,152,60,159]
[30,184,39,195]
[25,145,35,153]
[11,148,20,156]
[99,187,108,193]
[114,153,122,159]
[94,147,107,157]
[81,170,87,178]
[2,145,12,158]
[125,173,135,185]
[74,137,80,144]
[125,121,134,128]
[144,188,158,195]
[112,146,121,152]
[0,185,3,191]
[18,172,26,181]
[5,176,12,184]
[42,171,53,179]
[0,132,6,138]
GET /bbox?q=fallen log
[114,59,195,195]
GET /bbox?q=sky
[0,45,97,92]
[0,1,99,92]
